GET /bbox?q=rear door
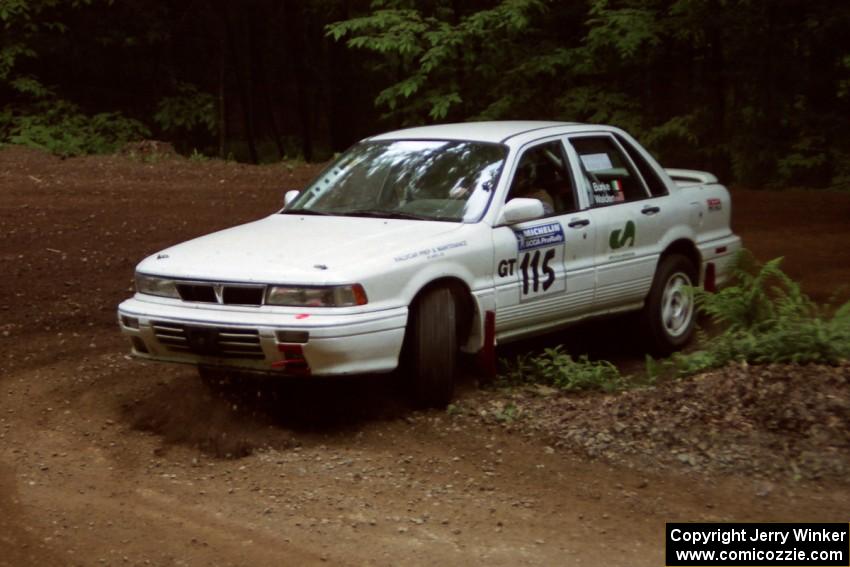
[565,133,670,309]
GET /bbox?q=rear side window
[614,134,668,197]
[569,136,649,207]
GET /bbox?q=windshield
[284,140,507,222]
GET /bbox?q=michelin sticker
[508,222,567,302]
[514,222,564,250]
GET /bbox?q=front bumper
[117,296,408,376]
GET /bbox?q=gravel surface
[1,146,848,566]
[461,362,850,480]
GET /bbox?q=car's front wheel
[642,254,697,354]
[405,286,457,408]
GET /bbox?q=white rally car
[118,121,741,406]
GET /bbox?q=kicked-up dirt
[1,146,849,566]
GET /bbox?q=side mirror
[499,198,545,225]
[283,190,300,208]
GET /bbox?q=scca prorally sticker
[515,222,564,251]
[707,197,722,211]
[512,222,566,302]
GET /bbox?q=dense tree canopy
[1,0,848,187]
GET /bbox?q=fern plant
[500,346,623,392]
[648,250,850,379]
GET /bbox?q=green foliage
[584,1,662,59]
[1,0,849,176]
[188,148,209,162]
[0,43,37,83]
[326,0,546,121]
[8,75,52,97]
[154,82,216,135]
[328,0,850,186]
[500,346,623,392]
[0,99,149,156]
[0,0,146,157]
[648,251,850,380]
[775,135,830,187]
[0,0,91,84]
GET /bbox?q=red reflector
[278,344,302,354]
[476,310,497,379]
[704,262,717,293]
[715,246,727,254]
[274,343,311,375]
[278,343,305,359]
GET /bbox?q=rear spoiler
[665,168,718,186]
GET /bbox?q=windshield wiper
[344,209,452,222]
[280,208,336,216]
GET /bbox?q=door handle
[568,218,590,228]
[641,205,661,215]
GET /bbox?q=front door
[493,138,597,338]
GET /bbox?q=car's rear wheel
[642,254,697,354]
[406,286,457,408]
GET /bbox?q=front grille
[152,321,264,359]
[222,286,264,305]
[175,282,265,306]
[177,284,217,303]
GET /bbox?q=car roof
[367,121,585,145]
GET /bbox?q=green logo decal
[609,220,636,249]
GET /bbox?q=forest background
[1,0,848,188]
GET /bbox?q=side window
[614,134,668,197]
[569,136,650,207]
[506,141,578,216]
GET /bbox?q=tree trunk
[251,21,285,159]
[285,0,313,161]
[218,37,227,159]
[220,1,258,163]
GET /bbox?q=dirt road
[1,147,848,566]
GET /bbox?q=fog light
[131,336,149,353]
[276,330,309,343]
[121,315,139,329]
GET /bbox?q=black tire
[406,286,457,408]
[642,254,697,355]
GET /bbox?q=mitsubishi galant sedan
[118,121,741,406]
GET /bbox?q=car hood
[136,214,464,283]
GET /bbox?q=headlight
[266,284,367,307]
[135,273,180,299]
